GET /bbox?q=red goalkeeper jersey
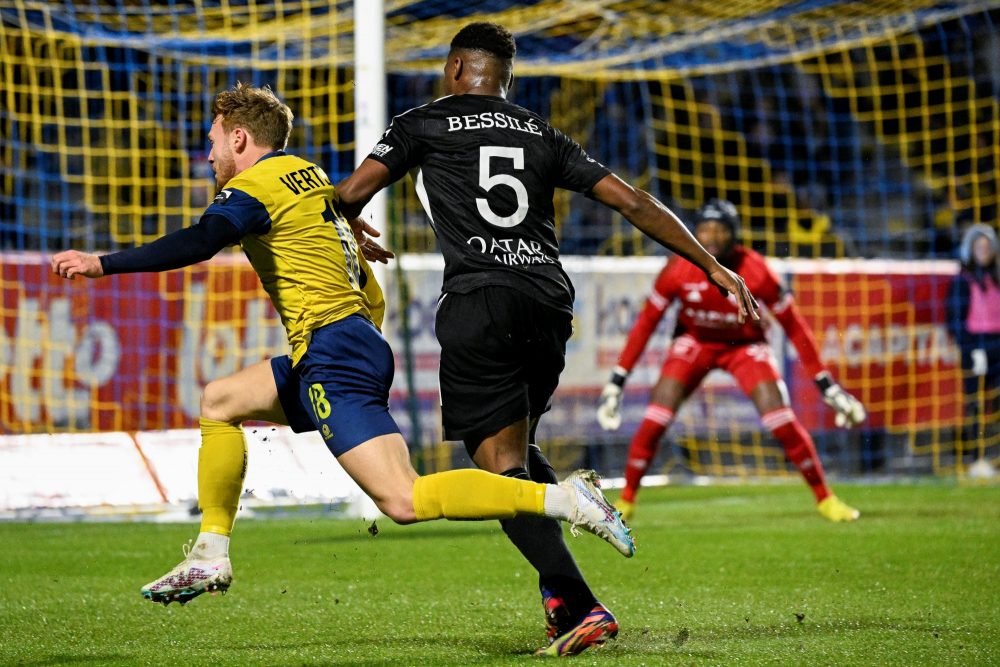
[616,246,827,377]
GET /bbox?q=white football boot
[561,469,636,557]
[140,541,232,605]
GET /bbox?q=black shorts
[435,285,573,444]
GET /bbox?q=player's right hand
[596,383,623,431]
[51,250,104,279]
[707,265,759,323]
[350,218,395,264]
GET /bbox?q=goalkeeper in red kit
[596,199,865,522]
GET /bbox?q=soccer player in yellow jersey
[51,83,634,607]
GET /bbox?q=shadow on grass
[625,615,966,647]
[224,633,540,665]
[287,522,500,546]
[14,655,129,666]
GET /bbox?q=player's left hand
[350,218,395,264]
[707,265,759,323]
[815,371,866,428]
[51,250,104,279]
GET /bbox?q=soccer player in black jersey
[336,23,758,656]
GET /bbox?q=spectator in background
[948,224,1000,471]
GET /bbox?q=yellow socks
[412,469,546,521]
[197,417,248,536]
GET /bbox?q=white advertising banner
[1,427,378,518]
[0,432,164,510]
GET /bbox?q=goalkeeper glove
[596,369,628,431]
[815,371,866,428]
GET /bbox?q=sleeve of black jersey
[551,127,612,193]
[99,213,241,275]
[365,111,423,184]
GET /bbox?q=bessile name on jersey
[446,112,543,136]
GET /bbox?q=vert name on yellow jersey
[203,151,385,365]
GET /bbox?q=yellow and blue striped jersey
[204,151,384,365]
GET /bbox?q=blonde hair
[211,82,293,150]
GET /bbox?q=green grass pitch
[2,482,998,665]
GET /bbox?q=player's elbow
[614,186,655,222]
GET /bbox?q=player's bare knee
[376,496,417,524]
[200,381,236,423]
[377,483,419,524]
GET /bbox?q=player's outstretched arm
[596,263,674,430]
[590,174,759,322]
[52,215,240,280]
[336,163,401,263]
[51,250,104,279]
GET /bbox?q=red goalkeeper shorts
[659,334,782,395]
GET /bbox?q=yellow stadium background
[1,0,997,480]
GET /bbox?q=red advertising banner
[784,261,961,431]
[1,253,962,437]
[1,253,286,433]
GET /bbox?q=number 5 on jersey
[477,146,528,228]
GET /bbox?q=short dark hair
[450,22,516,60]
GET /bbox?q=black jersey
[367,94,610,313]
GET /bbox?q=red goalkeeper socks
[621,405,674,503]
[763,407,830,502]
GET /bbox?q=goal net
[1,1,997,484]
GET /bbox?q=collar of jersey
[256,150,287,163]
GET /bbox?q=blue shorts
[271,314,400,457]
